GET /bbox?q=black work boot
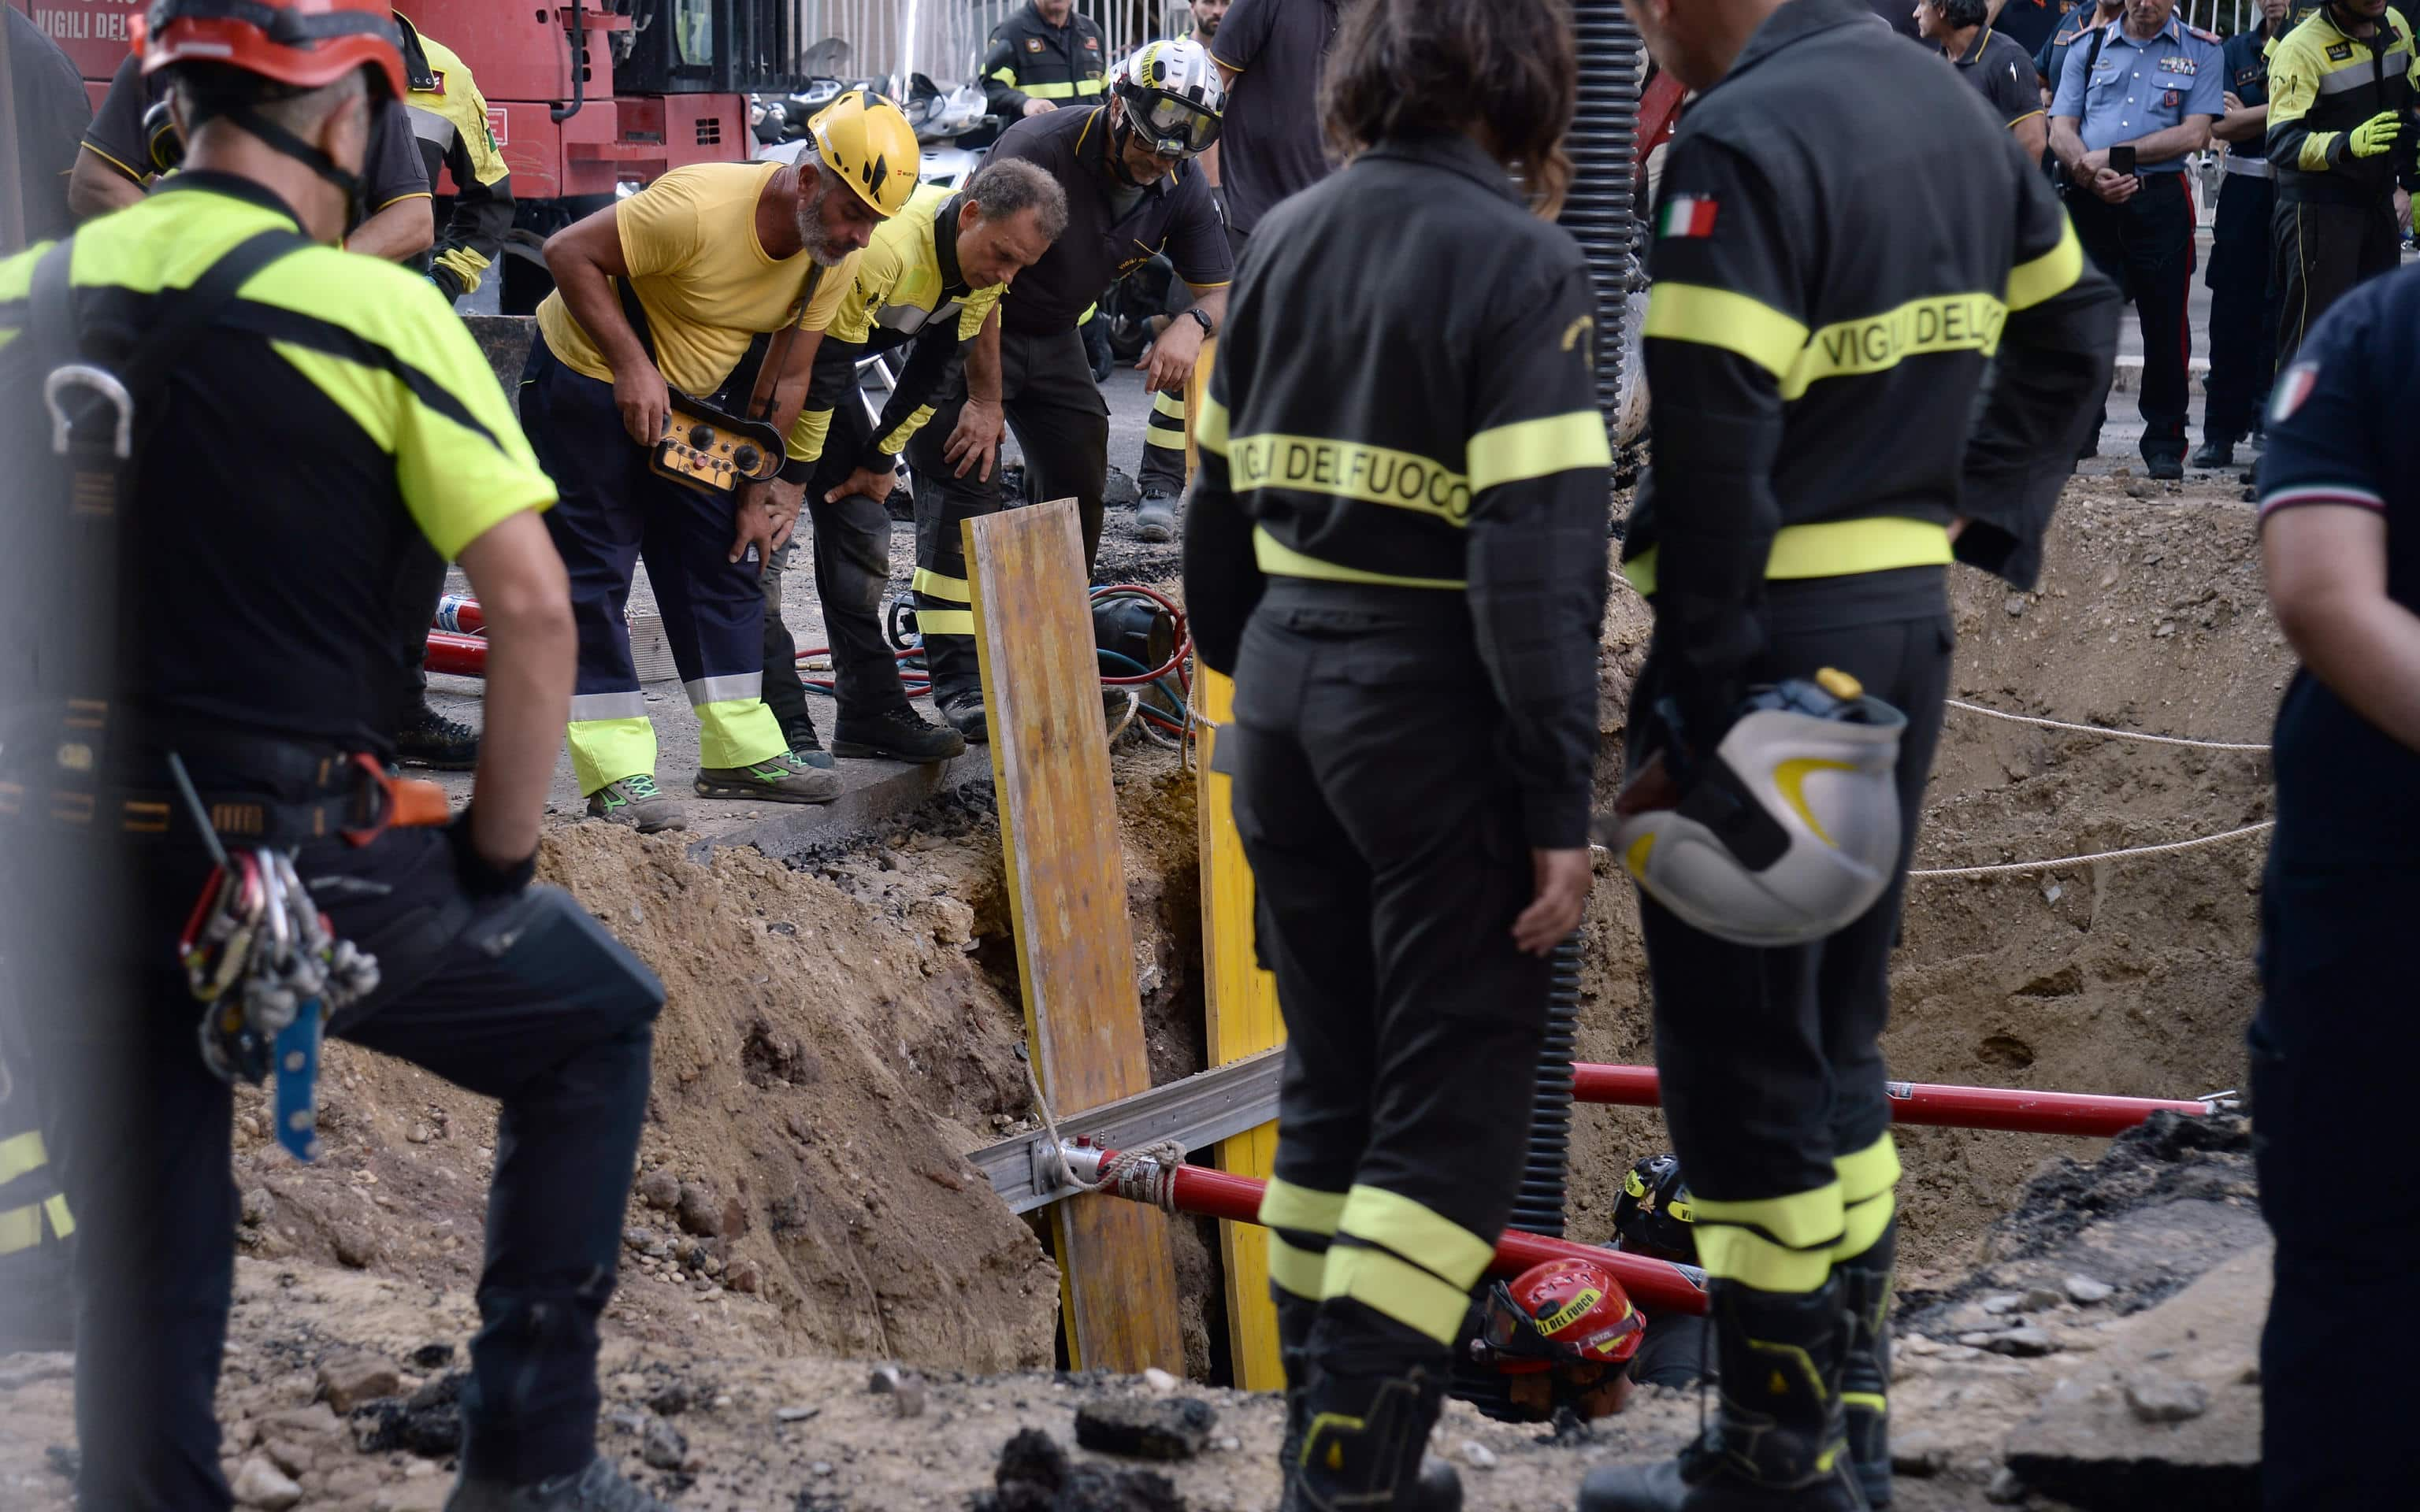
[445,1456,671,1510]
[1578,1279,1869,1512]
[1276,1292,1321,1503]
[1286,1358,1461,1511]
[1835,1225,1898,1509]
[937,688,989,743]
[780,717,837,771]
[830,704,967,763]
[2190,435,2236,470]
[2144,448,2184,482]
[395,700,481,770]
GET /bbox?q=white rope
[1019,1053,1187,1210]
[1910,820,2275,879]
[1946,699,2270,752]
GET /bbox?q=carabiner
[43,365,135,459]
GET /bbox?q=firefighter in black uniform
[910,41,1230,740]
[1584,0,2117,1507]
[2197,0,2289,470]
[2251,261,2420,1512]
[982,0,1112,120]
[1183,2,1609,1503]
[0,5,667,1509]
[2266,0,2420,369]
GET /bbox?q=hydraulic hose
[1559,0,1645,454]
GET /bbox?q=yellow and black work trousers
[1139,385,1190,499]
[1225,580,1553,1376]
[2273,196,2401,372]
[905,325,1109,706]
[1628,576,1950,1295]
[521,338,792,795]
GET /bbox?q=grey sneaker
[1134,491,1178,543]
[694,750,842,804]
[445,1456,673,1511]
[585,774,685,832]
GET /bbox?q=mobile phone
[2109,145,2136,176]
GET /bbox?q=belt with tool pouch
[0,728,451,847]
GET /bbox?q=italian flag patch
[1660,195,1719,239]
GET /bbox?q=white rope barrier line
[1910,820,2276,880]
[1946,699,2270,752]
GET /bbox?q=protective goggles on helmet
[1475,1277,1646,1369]
[1122,87,1222,158]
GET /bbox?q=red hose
[1569,1062,2209,1138]
[1092,1149,1709,1317]
[425,630,487,678]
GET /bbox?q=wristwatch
[1184,306,1215,337]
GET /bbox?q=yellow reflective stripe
[1260,1177,1349,1236]
[695,698,787,772]
[878,405,936,454]
[1254,525,1464,591]
[1320,1244,1473,1347]
[0,1204,41,1255]
[989,66,1019,85]
[1152,391,1189,421]
[912,567,971,602]
[1835,1132,1901,1206]
[1025,80,1082,98]
[1843,1392,1888,1415]
[1835,1188,1897,1263]
[1229,434,1472,524]
[1643,282,1809,382]
[1622,517,1953,595]
[1691,1182,1843,1251]
[1196,395,1229,457]
[1691,1180,1843,1292]
[566,715,659,798]
[1465,410,1612,495]
[1267,1233,1328,1299]
[918,610,977,636]
[2007,220,2084,311]
[1782,293,2005,399]
[0,1129,46,1186]
[1076,79,1104,95]
[788,404,836,464]
[1338,1185,1494,1288]
[44,1194,72,1240]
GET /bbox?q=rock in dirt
[675,1180,745,1239]
[1074,1396,1218,1462]
[317,1351,403,1412]
[641,1416,689,1471]
[2022,1286,2066,1312]
[2124,1373,2212,1425]
[2066,1275,2115,1306]
[231,1456,302,1510]
[331,1222,380,1269]
[646,1378,696,1417]
[1984,1328,2058,1358]
[634,1168,682,1210]
[409,1342,455,1370]
[351,1371,464,1458]
[1890,1430,1949,1477]
[971,1428,1186,1512]
[1985,1466,2030,1504]
[1982,1293,2025,1316]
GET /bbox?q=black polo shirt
[1951,24,2047,128]
[1993,0,2077,60]
[1209,0,1340,235]
[5,9,89,248]
[985,104,1231,339]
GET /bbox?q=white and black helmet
[1112,36,1226,159]
[1609,671,1906,947]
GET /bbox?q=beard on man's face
[796,172,852,266]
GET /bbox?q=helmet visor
[1126,88,1222,158]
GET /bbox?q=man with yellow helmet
[523,91,917,832]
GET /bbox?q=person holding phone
[2048,0,2223,479]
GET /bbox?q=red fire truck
[10,1,808,309]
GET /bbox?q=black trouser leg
[2252,856,2420,1512]
[759,545,815,745]
[1138,385,1190,498]
[1227,597,1550,1378]
[906,355,1015,706]
[2124,175,2193,461]
[2068,193,2131,447]
[1628,591,1950,1295]
[1007,325,1112,569]
[2274,198,2395,369]
[804,401,908,720]
[2203,175,2277,446]
[391,536,448,717]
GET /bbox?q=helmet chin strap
[1106,112,1153,188]
[194,100,369,235]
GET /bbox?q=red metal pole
[425,630,487,678]
[1091,1151,1710,1317]
[431,594,485,635]
[1568,1062,2209,1138]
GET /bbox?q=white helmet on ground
[1112,36,1226,158]
[1609,670,1906,947]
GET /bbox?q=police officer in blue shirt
[2198,0,2291,471]
[2050,0,2224,477]
[2033,0,2120,94]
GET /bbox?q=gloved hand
[2350,110,2403,159]
[446,806,536,899]
[427,265,468,303]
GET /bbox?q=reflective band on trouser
[692,686,789,771]
[2223,154,2276,180]
[1622,517,1953,595]
[0,1129,45,1185]
[1318,1184,1498,1346]
[0,1193,68,1254]
[1261,1179,1346,1299]
[567,716,659,798]
[1690,1181,1846,1293]
[912,566,976,639]
[1253,525,1464,591]
[1260,1175,1348,1236]
[1146,391,1188,456]
[1832,1132,1900,1262]
[1267,1233,1327,1300]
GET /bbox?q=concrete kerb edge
[679,747,995,865]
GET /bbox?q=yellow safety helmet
[807,90,919,218]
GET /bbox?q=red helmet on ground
[141,0,406,101]
[1481,1258,1647,1375]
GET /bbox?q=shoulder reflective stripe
[0,1129,47,1186]
[1196,395,1229,455]
[1623,517,1954,595]
[1025,80,1082,98]
[1783,293,2006,398]
[1259,1177,1348,1236]
[1642,282,1809,384]
[1229,433,1471,523]
[1253,525,1464,590]
[1265,1233,1327,1299]
[406,103,460,149]
[1320,1244,1472,1347]
[1339,1184,1496,1288]
[1833,1132,1901,1205]
[2007,220,2084,310]
[1466,410,1612,494]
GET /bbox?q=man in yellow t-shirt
[522,91,917,832]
